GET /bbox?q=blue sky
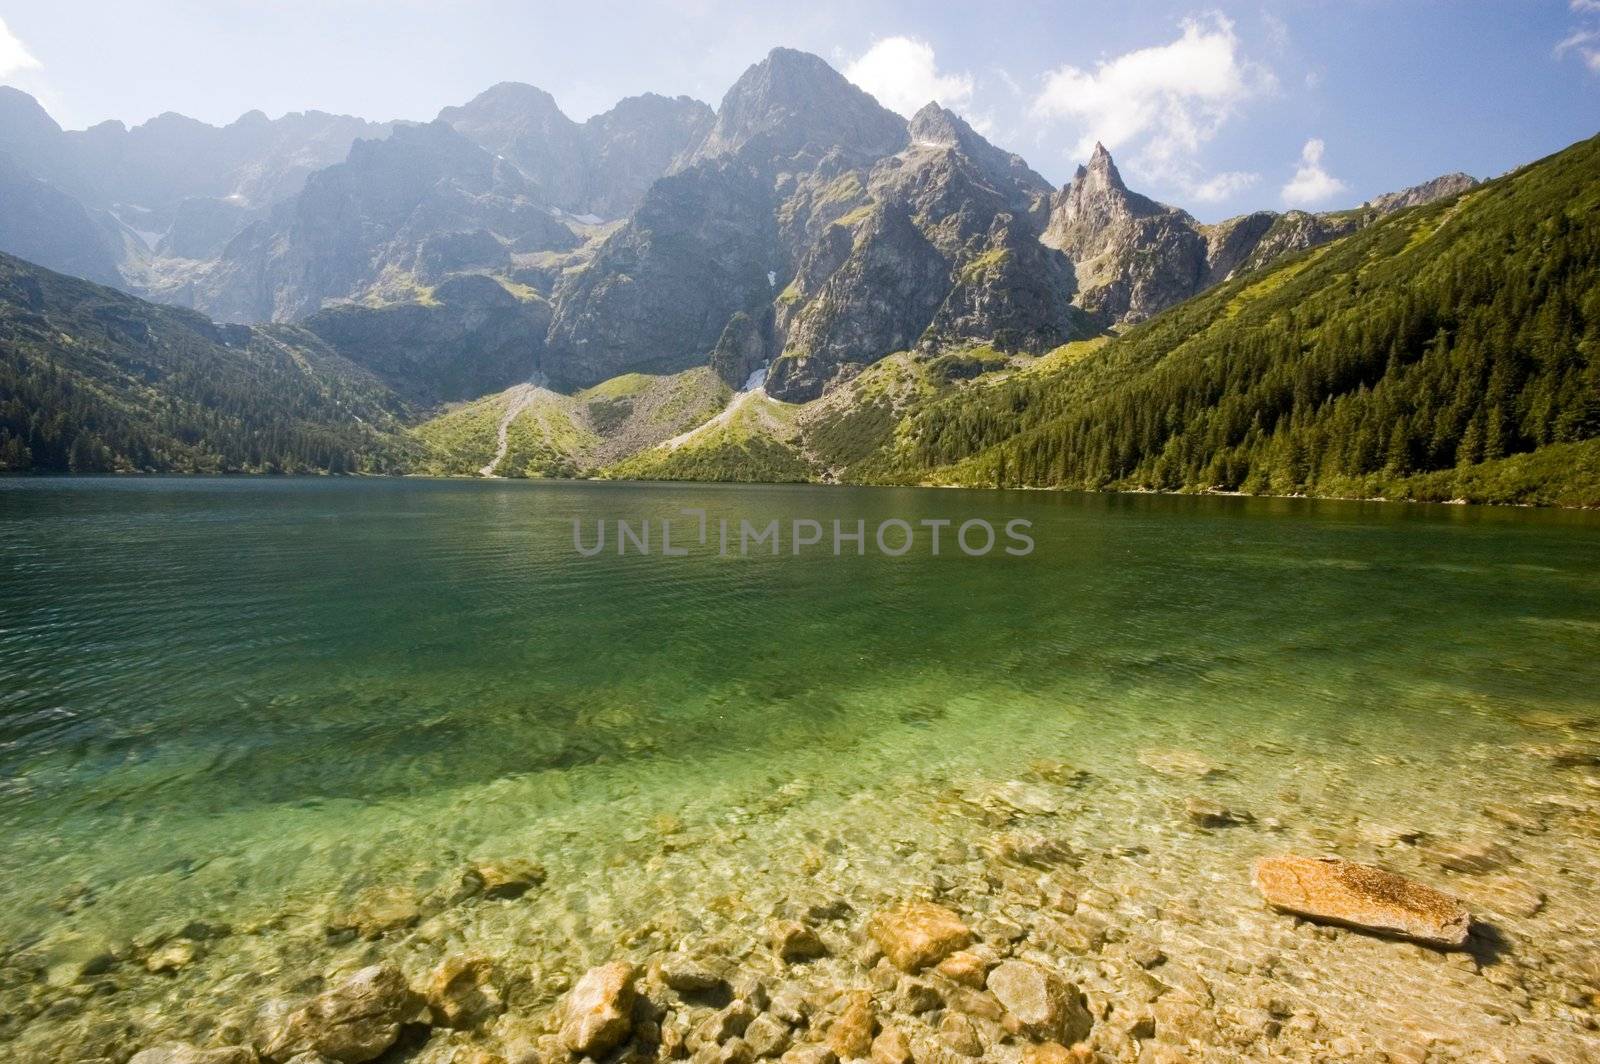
[1,1,1596,221]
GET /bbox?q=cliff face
[438,84,713,219]
[301,275,551,405]
[767,107,1087,400]
[1040,144,1209,325]
[186,121,577,324]
[543,161,780,388]
[1037,144,1475,329]
[546,47,913,394]
[682,47,909,173]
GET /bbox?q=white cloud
[1556,28,1600,71]
[1281,138,1347,206]
[0,17,41,78]
[1031,14,1272,185]
[1559,5,1600,72]
[1190,170,1259,203]
[1556,28,1599,52]
[845,36,975,119]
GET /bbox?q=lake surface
[1,477,1598,1060]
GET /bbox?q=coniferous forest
[898,135,1600,505]
[0,254,417,474]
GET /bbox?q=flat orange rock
[869,901,973,971]
[1252,854,1472,948]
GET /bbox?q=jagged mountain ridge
[439,83,713,218]
[547,50,1097,400]
[175,120,582,323]
[0,86,390,219]
[0,48,1483,411]
[544,49,1482,402]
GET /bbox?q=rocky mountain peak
[1364,171,1479,215]
[437,82,585,209]
[908,102,965,147]
[1050,142,1164,242]
[0,88,64,163]
[687,47,907,168]
[439,82,570,132]
[1081,142,1128,195]
[901,102,1054,217]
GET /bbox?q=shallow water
[1,478,1598,1059]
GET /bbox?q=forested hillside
[0,254,417,474]
[897,134,1600,505]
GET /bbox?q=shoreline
[3,470,1597,513]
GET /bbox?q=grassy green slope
[0,253,418,474]
[894,134,1600,505]
[413,367,731,477]
[606,391,814,482]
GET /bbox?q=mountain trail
[479,382,539,476]
[662,366,768,451]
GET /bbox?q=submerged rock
[689,999,756,1051]
[1252,855,1472,948]
[260,964,416,1063]
[868,902,972,972]
[983,781,1065,816]
[771,920,828,962]
[1137,749,1225,779]
[984,831,1078,869]
[985,960,1093,1045]
[425,955,503,1029]
[827,989,876,1059]
[656,952,729,992]
[326,888,421,940]
[779,1048,837,1064]
[560,961,637,1056]
[144,939,203,974]
[466,859,548,900]
[1183,797,1252,828]
[129,1046,257,1064]
[938,1013,983,1057]
[935,950,993,989]
[743,1012,793,1057]
[869,1025,913,1064]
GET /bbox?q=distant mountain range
[0,50,1479,398]
[1,47,1592,505]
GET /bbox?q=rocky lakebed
[4,712,1599,1064]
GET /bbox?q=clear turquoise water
[1,478,1598,1054]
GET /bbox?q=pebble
[144,940,201,975]
[869,1025,913,1064]
[934,950,992,989]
